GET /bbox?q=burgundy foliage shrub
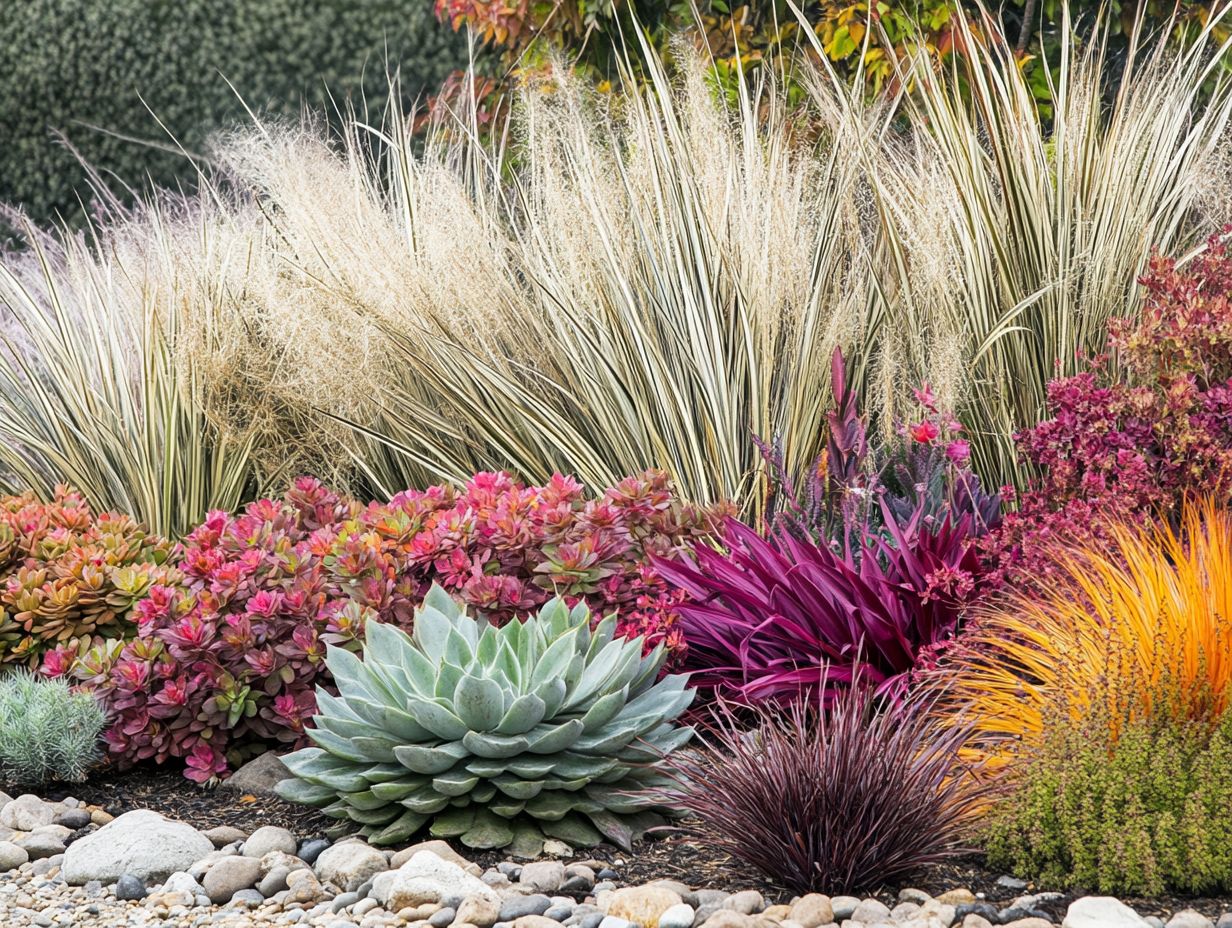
[647,682,989,893]
[987,229,1232,587]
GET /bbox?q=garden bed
[5,764,1232,928]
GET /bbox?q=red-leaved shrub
[52,470,724,780]
[988,229,1232,587]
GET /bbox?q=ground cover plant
[0,487,178,668]
[276,587,694,854]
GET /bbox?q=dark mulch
[42,763,336,838]
[40,765,1232,921]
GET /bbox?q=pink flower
[913,383,938,411]
[945,440,971,464]
[909,421,940,444]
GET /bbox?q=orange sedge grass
[945,495,1232,767]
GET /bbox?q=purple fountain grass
[645,681,991,893]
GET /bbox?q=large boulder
[62,810,213,885]
[372,851,498,912]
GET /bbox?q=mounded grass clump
[0,669,106,786]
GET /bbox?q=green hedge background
[0,0,466,225]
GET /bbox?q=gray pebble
[431,907,458,927]
[561,876,593,895]
[1146,920,1165,928]
[298,838,331,865]
[52,809,91,830]
[547,905,576,921]
[578,914,606,928]
[442,894,466,909]
[597,869,620,881]
[995,877,1028,891]
[501,894,553,921]
[332,891,360,913]
[114,873,146,901]
[230,889,265,907]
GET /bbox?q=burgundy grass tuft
[647,682,990,894]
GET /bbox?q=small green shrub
[985,696,1232,895]
[277,585,695,855]
[0,0,465,225]
[0,670,106,786]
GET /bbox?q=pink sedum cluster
[48,478,361,781]
[331,469,728,654]
[986,229,1232,587]
[48,470,724,780]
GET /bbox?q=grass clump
[0,670,105,786]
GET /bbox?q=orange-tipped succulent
[946,495,1232,768]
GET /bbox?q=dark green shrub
[985,697,1232,895]
[0,0,465,225]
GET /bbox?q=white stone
[0,840,28,871]
[0,794,53,831]
[1167,913,1215,928]
[372,851,499,913]
[851,901,893,926]
[243,826,297,859]
[1063,898,1153,928]
[314,841,389,893]
[660,903,697,928]
[61,809,213,885]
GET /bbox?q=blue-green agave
[275,585,695,856]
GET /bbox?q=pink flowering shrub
[50,470,724,780]
[987,230,1232,587]
[49,478,360,781]
[328,469,729,654]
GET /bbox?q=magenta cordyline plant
[674,350,997,705]
[645,681,990,893]
[657,506,985,704]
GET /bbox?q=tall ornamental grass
[1,6,1231,520]
[859,10,1232,489]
